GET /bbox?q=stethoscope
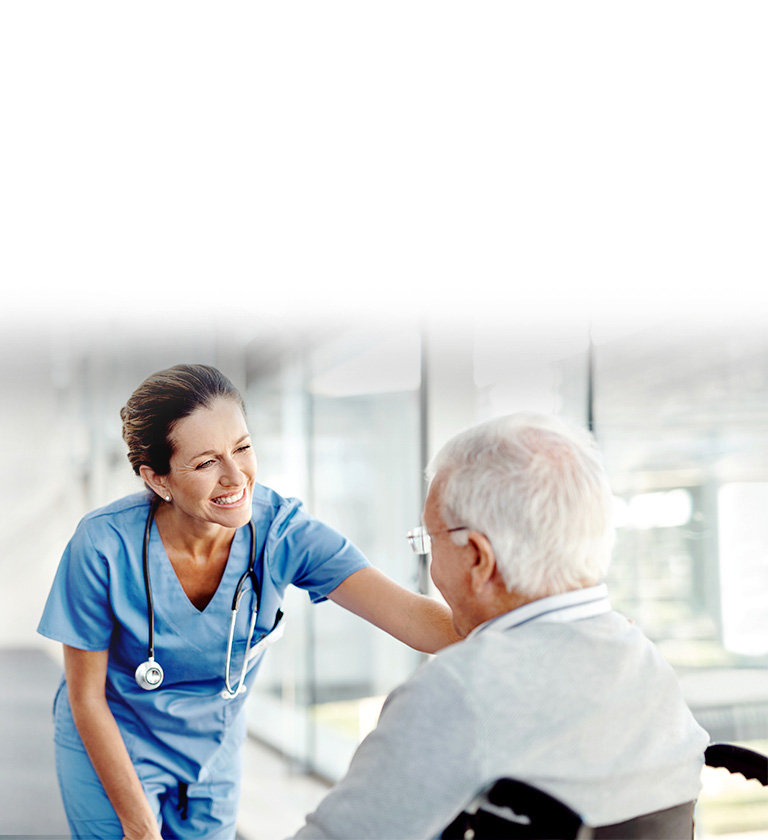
[135,496,284,699]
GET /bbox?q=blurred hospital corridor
[1,315,767,837]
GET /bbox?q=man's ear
[466,531,497,594]
[139,465,169,500]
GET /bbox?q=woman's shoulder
[77,491,153,535]
[251,482,303,519]
[84,490,151,517]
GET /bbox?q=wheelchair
[441,743,768,840]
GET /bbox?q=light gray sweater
[291,585,709,840]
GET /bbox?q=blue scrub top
[37,486,370,781]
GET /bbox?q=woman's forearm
[69,692,161,840]
[63,646,161,840]
[403,590,462,652]
[328,567,462,653]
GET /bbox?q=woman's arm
[327,567,461,653]
[63,645,162,840]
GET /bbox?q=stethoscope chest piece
[135,657,164,690]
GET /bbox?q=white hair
[426,413,615,599]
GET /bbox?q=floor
[0,648,69,838]
[238,741,330,840]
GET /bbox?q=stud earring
[165,495,171,502]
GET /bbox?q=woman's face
[162,396,257,531]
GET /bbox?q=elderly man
[290,413,708,839]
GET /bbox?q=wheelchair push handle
[704,743,768,786]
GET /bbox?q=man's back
[294,586,708,839]
[436,598,708,825]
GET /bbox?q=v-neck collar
[150,520,250,617]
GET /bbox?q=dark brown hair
[120,364,246,476]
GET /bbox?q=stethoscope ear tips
[135,658,164,690]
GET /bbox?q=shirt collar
[467,583,611,640]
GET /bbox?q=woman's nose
[220,456,245,485]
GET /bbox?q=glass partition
[244,325,423,777]
[591,323,768,677]
[589,321,768,836]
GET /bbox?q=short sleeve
[266,504,370,603]
[37,518,114,651]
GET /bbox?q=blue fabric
[38,485,369,790]
[55,707,244,840]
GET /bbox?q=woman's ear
[466,532,497,594]
[139,465,169,500]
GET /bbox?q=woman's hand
[121,813,163,840]
[328,567,461,653]
[122,827,163,840]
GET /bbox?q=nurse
[37,364,458,840]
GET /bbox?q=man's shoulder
[375,642,486,739]
[428,612,658,686]
[387,640,477,700]
[410,634,510,695]
[379,634,529,736]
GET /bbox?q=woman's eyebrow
[190,434,251,461]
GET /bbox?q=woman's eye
[236,444,252,454]
[196,460,215,470]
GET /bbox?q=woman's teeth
[212,488,245,505]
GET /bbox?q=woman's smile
[211,487,248,507]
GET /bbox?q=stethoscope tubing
[142,496,159,660]
[139,495,266,698]
[223,602,259,698]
